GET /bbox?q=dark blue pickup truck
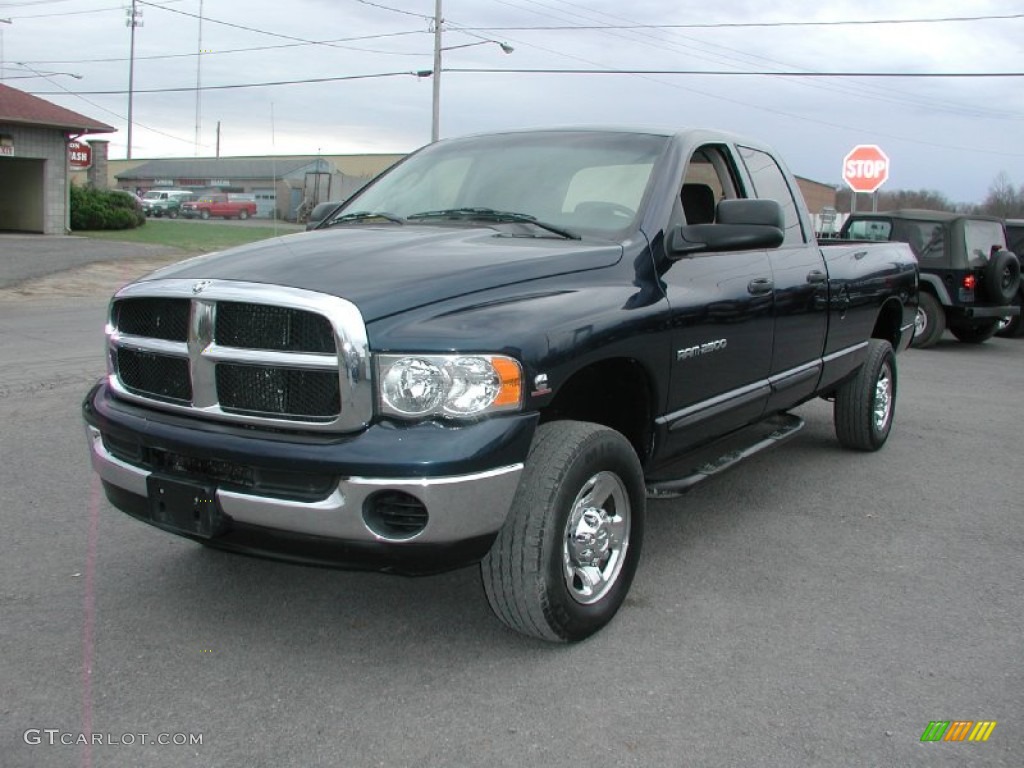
[83,127,917,642]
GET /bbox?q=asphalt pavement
[0,234,184,289]
[0,245,1021,767]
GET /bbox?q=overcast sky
[2,0,1021,203]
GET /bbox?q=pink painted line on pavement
[80,476,101,768]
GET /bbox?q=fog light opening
[362,490,429,541]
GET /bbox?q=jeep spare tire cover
[985,249,1021,302]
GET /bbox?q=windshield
[335,131,669,237]
[142,192,165,200]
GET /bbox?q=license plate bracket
[146,475,224,539]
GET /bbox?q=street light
[429,0,513,143]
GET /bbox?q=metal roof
[116,156,333,181]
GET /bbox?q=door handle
[747,278,774,296]
[806,270,827,284]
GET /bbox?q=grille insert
[216,302,336,353]
[216,364,340,420]
[116,349,191,403]
[113,298,190,342]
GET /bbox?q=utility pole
[431,0,442,143]
[194,0,204,155]
[125,0,143,159]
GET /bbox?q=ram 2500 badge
[82,128,918,642]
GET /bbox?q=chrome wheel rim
[873,361,894,433]
[914,307,927,337]
[562,471,630,605]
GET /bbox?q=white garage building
[0,83,114,234]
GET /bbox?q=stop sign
[68,140,92,169]
[843,144,889,194]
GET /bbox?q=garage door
[0,157,45,233]
[252,188,276,219]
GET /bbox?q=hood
[139,225,623,321]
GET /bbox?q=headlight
[377,354,523,419]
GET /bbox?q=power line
[19,30,427,66]
[135,0,417,55]
[519,0,1010,120]
[444,67,1024,78]
[454,12,1024,31]
[30,69,426,96]
[352,0,433,21]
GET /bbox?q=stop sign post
[843,145,889,211]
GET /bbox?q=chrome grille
[106,280,372,432]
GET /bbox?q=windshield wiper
[406,208,579,240]
[325,211,405,227]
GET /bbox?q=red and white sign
[842,144,889,194]
[68,140,92,169]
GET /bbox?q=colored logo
[920,721,997,742]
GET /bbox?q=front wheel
[481,421,645,642]
[238,209,249,220]
[200,210,210,220]
[834,339,897,452]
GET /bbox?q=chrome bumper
[85,425,523,545]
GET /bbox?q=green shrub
[70,185,146,231]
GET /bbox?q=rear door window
[844,219,891,241]
[964,220,1007,267]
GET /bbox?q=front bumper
[83,382,535,573]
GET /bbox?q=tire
[200,210,210,220]
[481,421,645,642]
[168,210,178,219]
[911,292,945,348]
[984,250,1021,303]
[950,320,999,344]
[834,338,896,452]
[238,209,249,220]
[995,295,1023,338]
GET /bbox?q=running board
[646,413,805,499]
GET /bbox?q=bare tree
[979,172,1024,218]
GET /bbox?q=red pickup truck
[181,194,257,220]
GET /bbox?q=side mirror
[667,199,785,258]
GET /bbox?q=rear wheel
[834,339,896,452]
[950,320,999,344]
[200,210,210,220]
[481,421,645,642]
[995,295,1023,338]
[912,292,945,348]
[168,210,178,219]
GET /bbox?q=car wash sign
[843,144,889,194]
[68,140,92,169]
